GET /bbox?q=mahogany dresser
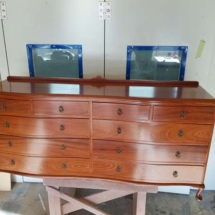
[0,76,214,201]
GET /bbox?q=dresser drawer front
[0,136,90,158]
[93,120,212,144]
[93,160,204,184]
[0,153,90,176]
[0,116,90,138]
[93,140,208,164]
[93,103,150,121]
[0,99,30,115]
[153,106,214,123]
[33,101,89,116]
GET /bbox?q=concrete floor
[0,183,214,215]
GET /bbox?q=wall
[0,21,8,80]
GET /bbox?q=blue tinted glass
[127,46,188,81]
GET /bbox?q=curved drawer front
[0,136,90,158]
[93,103,150,121]
[93,140,208,164]
[0,99,30,115]
[0,153,90,176]
[93,160,204,184]
[153,106,214,123]
[93,120,212,144]
[0,116,90,138]
[33,101,89,116]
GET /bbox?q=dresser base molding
[44,178,158,215]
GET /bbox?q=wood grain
[0,153,90,176]
[153,106,214,123]
[0,116,90,138]
[33,101,89,116]
[93,120,212,144]
[0,136,90,158]
[93,140,208,164]
[93,103,150,122]
[93,160,204,184]
[0,99,30,115]
[7,76,199,87]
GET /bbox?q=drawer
[153,106,214,123]
[0,116,90,138]
[93,103,150,121]
[93,160,204,184]
[0,136,90,158]
[93,140,208,164]
[0,99,30,115]
[0,153,90,176]
[33,101,89,116]
[93,120,212,144]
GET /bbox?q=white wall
[3,0,104,79]
[0,21,9,80]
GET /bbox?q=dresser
[0,76,214,201]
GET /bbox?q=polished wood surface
[93,140,208,164]
[0,136,90,158]
[0,77,213,100]
[0,116,90,138]
[93,160,204,184]
[93,103,150,122]
[0,99,30,115]
[0,153,90,176]
[0,76,215,199]
[153,106,214,123]
[33,101,89,116]
[93,120,212,144]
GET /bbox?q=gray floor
[0,183,215,215]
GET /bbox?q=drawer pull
[117,127,122,134]
[8,141,12,147]
[61,144,66,150]
[178,130,183,137]
[62,163,67,169]
[60,124,65,131]
[180,110,186,119]
[10,159,15,165]
[4,122,9,128]
[116,166,121,172]
[2,103,7,110]
[118,108,123,115]
[116,147,122,154]
[173,171,178,178]
[59,106,64,112]
[175,151,181,158]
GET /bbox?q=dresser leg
[133,192,146,215]
[196,187,204,201]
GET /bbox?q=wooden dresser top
[0,76,214,102]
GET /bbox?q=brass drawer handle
[61,144,66,150]
[2,103,7,110]
[4,122,9,128]
[62,163,67,169]
[180,110,186,119]
[8,141,12,147]
[173,171,178,178]
[116,166,121,172]
[175,151,181,158]
[11,159,15,165]
[59,106,64,113]
[116,147,122,154]
[178,130,183,137]
[118,108,123,115]
[117,127,122,134]
[60,124,65,131]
